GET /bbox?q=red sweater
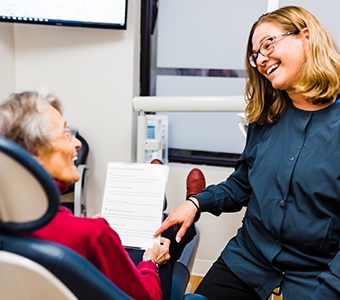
[26,206,162,300]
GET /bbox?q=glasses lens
[261,39,274,56]
[63,127,77,139]
[249,55,257,68]
[71,128,78,138]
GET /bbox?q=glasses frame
[249,31,298,68]
[48,127,78,140]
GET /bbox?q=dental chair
[0,136,205,300]
[0,136,131,299]
[61,132,89,216]
[170,225,200,299]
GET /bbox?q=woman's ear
[301,27,310,48]
[33,148,45,165]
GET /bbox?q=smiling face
[36,105,82,185]
[252,22,309,93]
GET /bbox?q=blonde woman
[156,6,340,299]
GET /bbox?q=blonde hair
[0,91,63,155]
[245,6,340,124]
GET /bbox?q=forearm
[195,185,246,215]
[91,227,162,300]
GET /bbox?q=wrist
[186,197,201,222]
[143,257,159,270]
[187,197,200,211]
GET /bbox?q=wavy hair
[0,91,63,156]
[245,6,340,124]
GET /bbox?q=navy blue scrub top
[196,99,340,298]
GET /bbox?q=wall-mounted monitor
[0,0,128,30]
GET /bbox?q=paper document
[101,162,169,249]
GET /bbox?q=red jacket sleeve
[85,220,162,300]
[26,208,162,300]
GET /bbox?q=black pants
[127,213,197,300]
[195,256,262,300]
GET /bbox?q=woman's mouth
[267,63,280,75]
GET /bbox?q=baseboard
[191,258,214,277]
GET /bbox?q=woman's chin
[71,175,81,185]
[61,174,80,186]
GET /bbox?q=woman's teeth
[267,63,279,75]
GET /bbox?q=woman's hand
[154,199,198,243]
[143,237,171,266]
[91,213,101,218]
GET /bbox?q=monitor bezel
[0,0,128,30]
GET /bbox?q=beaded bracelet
[143,257,159,270]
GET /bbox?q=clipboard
[101,162,169,249]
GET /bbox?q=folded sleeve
[311,250,340,299]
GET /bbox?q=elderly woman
[0,90,170,300]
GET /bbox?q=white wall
[0,0,141,215]
[0,23,16,99]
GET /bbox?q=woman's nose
[256,53,269,67]
[74,137,82,150]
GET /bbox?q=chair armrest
[74,164,89,216]
[171,226,200,300]
[183,294,208,300]
[177,226,200,272]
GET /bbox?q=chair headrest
[0,136,60,233]
[75,133,89,167]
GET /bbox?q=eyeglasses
[48,127,78,140]
[249,31,298,68]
